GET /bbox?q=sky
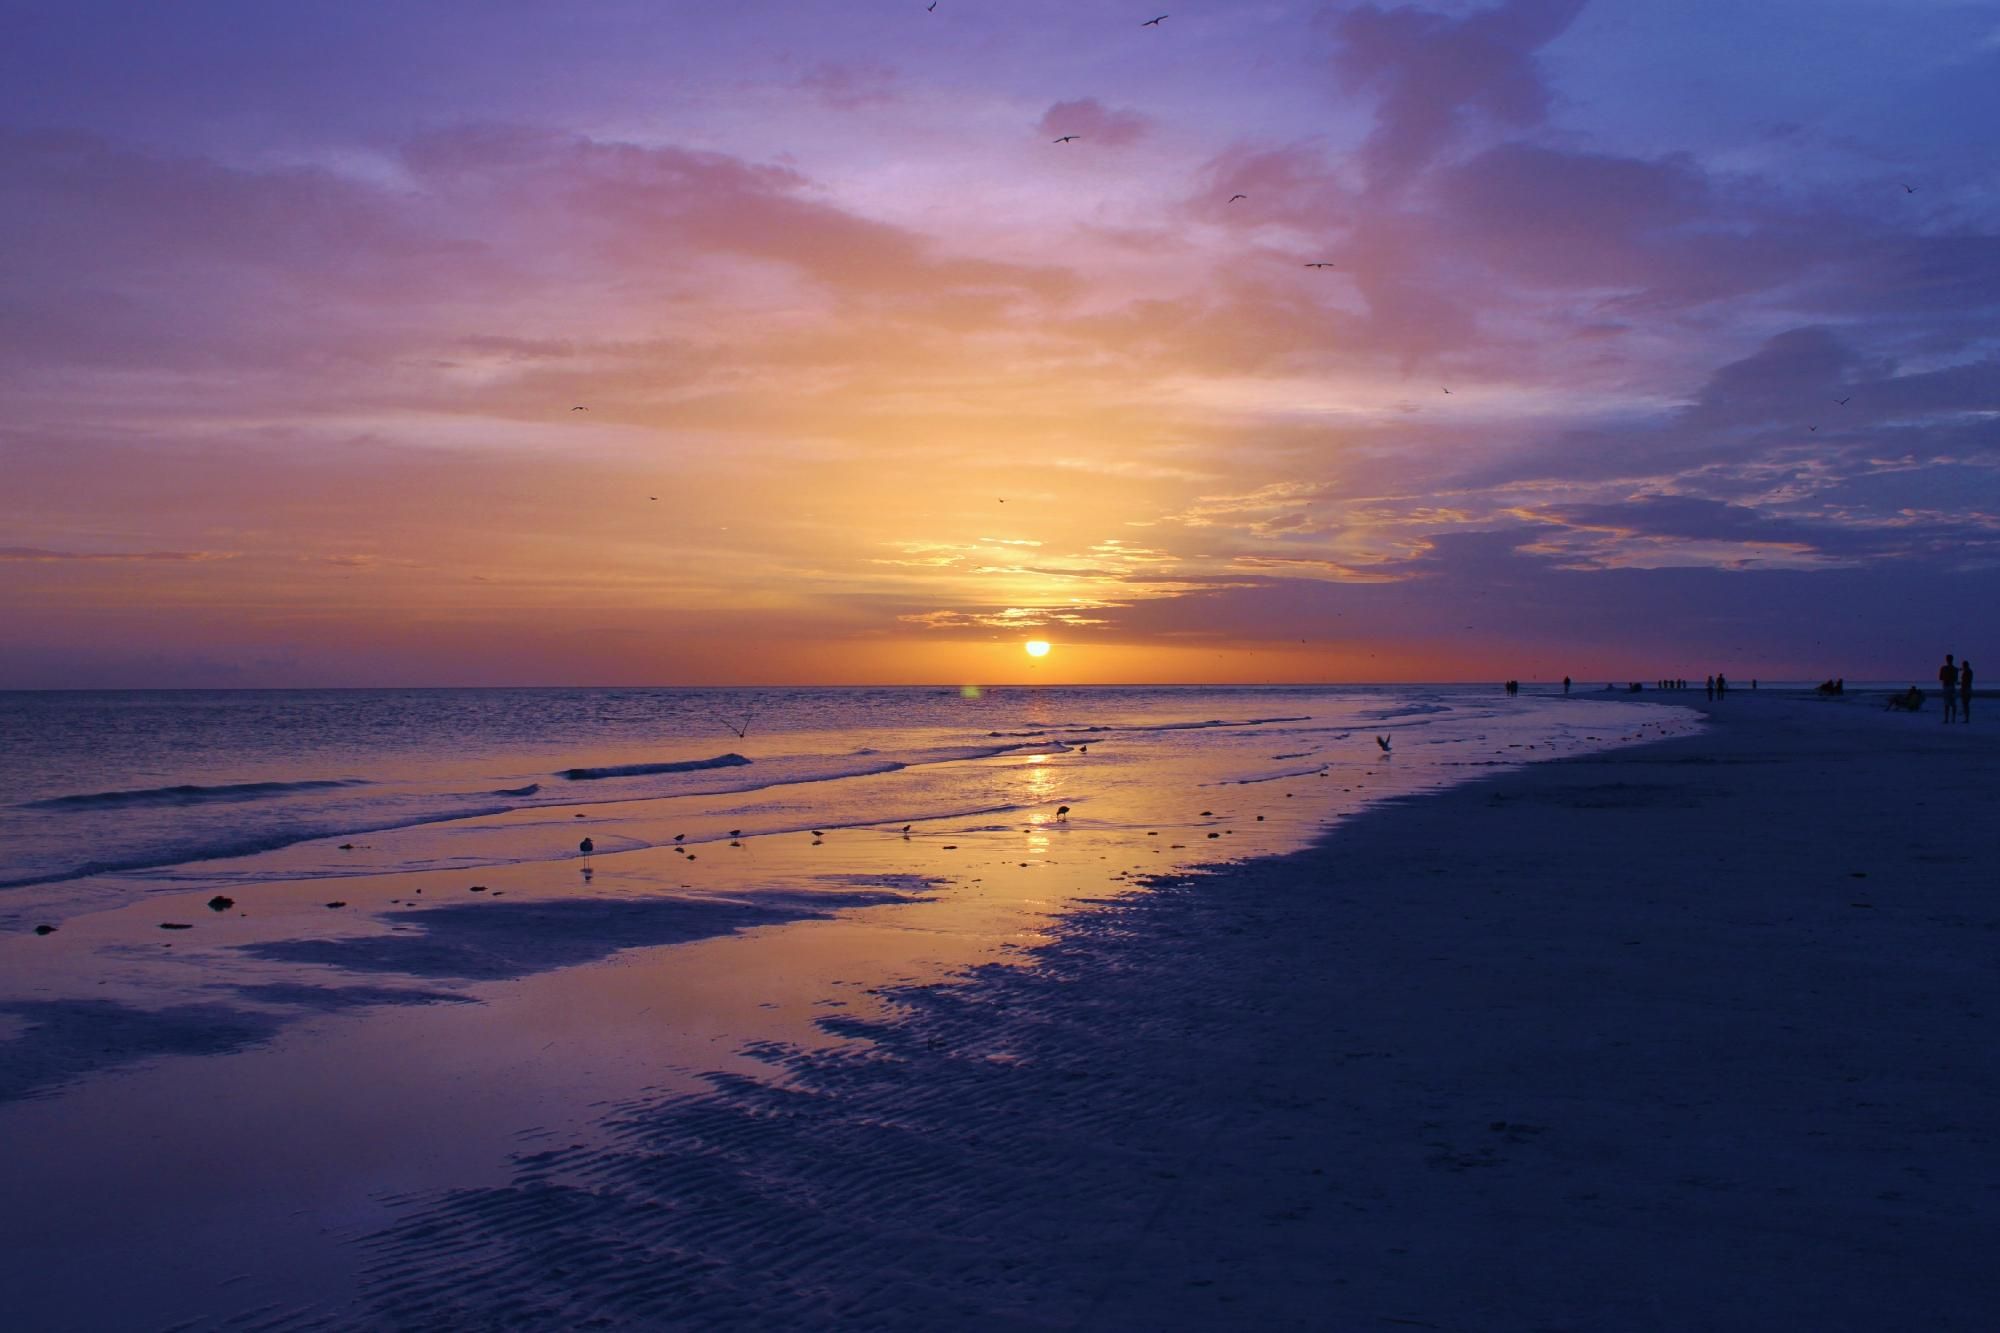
[3,0,1998,688]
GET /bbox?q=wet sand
[5,692,1996,1328]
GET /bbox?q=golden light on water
[1024,640,1051,658]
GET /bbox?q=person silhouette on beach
[1960,659,1973,723]
[1940,654,1959,723]
[1716,673,1727,697]
[1562,676,1571,694]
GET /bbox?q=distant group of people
[1883,653,1975,719]
[1815,678,1845,695]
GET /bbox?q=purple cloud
[1331,0,1586,190]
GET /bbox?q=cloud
[1036,98,1151,148]
[794,61,901,110]
[0,547,239,563]
[1331,0,1587,189]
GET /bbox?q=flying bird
[571,406,588,412]
[1902,183,1916,194]
[1304,262,1336,268]
[1836,396,1851,406]
[1052,135,1080,143]
[1375,735,1391,752]
[928,1,937,9]
[1228,193,1248,202]
[1143,14,1168,25]
[1440,386,1451,394]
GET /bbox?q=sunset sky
[4,0,1998,687]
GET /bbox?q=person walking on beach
[1562,676,1571,695]
[1940,654,1959,723]
[1717,672,1728,697]
[1960,659,1974,723]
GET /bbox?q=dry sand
[8,691,1999,1329]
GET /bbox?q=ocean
[0,684,1693,926]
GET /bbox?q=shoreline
[313,692,2000,1329]
[4,692,1996,1327]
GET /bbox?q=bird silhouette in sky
[649,495,658,500]
[1809,425,1819,431]
[1304,261,1336,268]
[1143,14,1168,25]
[1440,386,1452,394]
[571,406,588,411]
[1836,396,1852,406]
[1229,193,1248,202]
[1053,135,1080,143]
[928,1,937,9]
[1902,183,1916,193]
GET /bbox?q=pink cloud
[1036,98,1151,148]
[0,547,238,563]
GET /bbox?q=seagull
[1143,14,1168,25]
[1304,261,1336,268]
[649,496,658,500]
[928,0,937,9]
[1901,183,1916,194]
[1228,193,1248,202]
[1056,804,1071,819]
[1375,735,1392,752]
[1053,135,1080,143]
[1440,386,1451,394]
[1836,396,1851,406]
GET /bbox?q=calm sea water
[0,684,1684,911]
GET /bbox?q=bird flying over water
[1376,735,1391,752]
[928,1,937,9]
[1229,193,1248,202]
[1440,386,1451,394]
[571,406,588,411]
[1836,396,1851,406]
[1143,14,1168,25]
[1304,261,1336,268]
[1052,135,1080,143]
[1902,183,1916,193]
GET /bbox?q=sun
[1024,640,1051,658]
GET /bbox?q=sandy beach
[3,689,1996,1330]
